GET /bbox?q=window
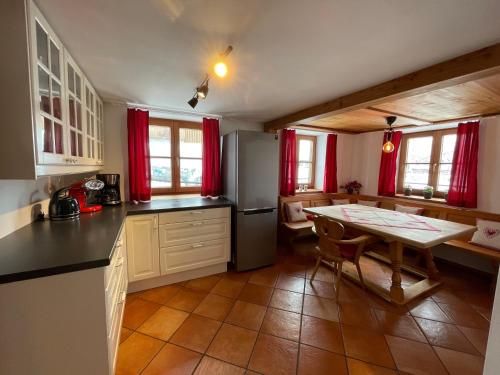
[149,118,203,194]
[398,129,457,197]
[296,135,316,188]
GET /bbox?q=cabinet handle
[191,243,203,248]
[118,291,126,304]
[116,240,123,247]
[115,258,124,267]
[191,222,203,226]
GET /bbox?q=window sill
[295,189,324,195]
[395,194,447,205]
[152,193,200,200]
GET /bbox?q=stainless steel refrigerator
[222,130,279,271]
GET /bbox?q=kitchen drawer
[105,248,126,332]
[105,229,125,287]
[160,238,230,275]
[108,288,126,373]
[159,207,230,224]
[159,218,229,247]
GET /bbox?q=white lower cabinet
[105,228,128,374]
[126,207,231,285]
[0,226,127,375]
[160,238,230,275]
[126,214,160,282]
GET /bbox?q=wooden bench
[279,192,500,281]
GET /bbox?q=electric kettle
[49,187,80,220]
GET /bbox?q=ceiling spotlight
[187,46,234,109]
[382,116,397,153]
[187,95,198,109]
[213,45,233,78]
[196,80,209,99]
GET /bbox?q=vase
[423,191,433,199]
[347,188,353,194]
[404,188,412,196]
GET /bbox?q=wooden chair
[310,216,376,298]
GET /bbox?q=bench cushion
[470,219,500,251]
[358,200,379,207]
[332,199,350,205]
[395,204,423,215]
[283,221,314,231]
[285,201,308,223]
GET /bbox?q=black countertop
[0,197,232,284]
[126,197,232,215]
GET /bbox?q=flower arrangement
[341,180,362,194]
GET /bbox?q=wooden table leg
[423,247,440,280]
[389,241,405,304]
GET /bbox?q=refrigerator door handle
[242,207,276,215]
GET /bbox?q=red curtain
[280,129,297,196]
[323,134,338,193]
[377,131,402,197]
[201,118,221,197]
[128,108,151,202]
[447,121,479,208]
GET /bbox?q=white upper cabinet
[65,51,85,163]
[0,0,104,179]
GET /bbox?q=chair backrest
[314,216,344,257]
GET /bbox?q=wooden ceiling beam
[264,43,500,132]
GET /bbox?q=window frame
[397,128,456,198]
[149,118,202,195]
[295,134,316,189]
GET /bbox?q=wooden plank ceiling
[264,43,500,133]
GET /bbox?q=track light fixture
[187,45,233,109]
[382,116,397,153]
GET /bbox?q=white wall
[0,173,93,239]
[102,102,129,200]
[477,117,500,213]
[349,131,384,195]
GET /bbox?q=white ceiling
[37,0,500,122]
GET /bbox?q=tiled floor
[117,247,493,374]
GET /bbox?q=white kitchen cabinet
[0,226,127,375]
[0,0,105,178]
[126,214,160,282]
[159,207,231,275]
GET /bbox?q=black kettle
[49,187,80,220]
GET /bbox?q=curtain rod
[105,99,222,119]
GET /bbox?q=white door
[126,214,160,282]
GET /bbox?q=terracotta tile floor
[117,247,493,374]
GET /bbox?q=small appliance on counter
[69,178,105,213]
[49,187,80,220]
[96,174,122,205]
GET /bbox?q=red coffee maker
[69,178,105,213]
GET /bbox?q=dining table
[303,204,477,305]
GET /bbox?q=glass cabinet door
[32,11,66,164]
[65,53,84,162]
[96,98,104,164]
[84,82,98,163]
